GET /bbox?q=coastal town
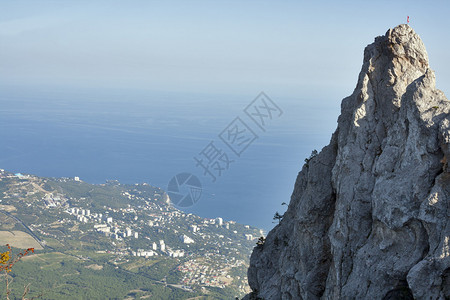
[0,169,263,297]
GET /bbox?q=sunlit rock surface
[245,24,450,300]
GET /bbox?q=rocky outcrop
[245,24,450,299]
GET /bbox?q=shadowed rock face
[245,24,450,300]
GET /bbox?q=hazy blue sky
[1,0,449,98]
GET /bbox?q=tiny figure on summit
[407,15,410,24]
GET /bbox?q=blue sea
[0,85,340,231]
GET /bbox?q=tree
[304,149,318,165]
[0,244,41,300]
[273,212,283,224]
[256,237,265,247]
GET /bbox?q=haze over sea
[0,85,338,231]
[2,1,450,231]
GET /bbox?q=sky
[1,0,449,98]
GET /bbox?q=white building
[216,217,223,226]
[180,234,195,244]
[159,240,166,251]
[168,250,185,258]
[94,224,110,233]
[143,250,154,257]
[134,232,139,239]
[107,217,113,223]
[133,250,155,258]
[152,242,157,250]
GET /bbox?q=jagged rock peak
[352,24,431,118]
[244,25,450,300]
[369,24,428,69]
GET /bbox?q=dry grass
[85,264,103,270]
[0,205,16,212]
[0,230,43,250]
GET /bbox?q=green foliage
[8,252,200,299]
[273,212,283,224]
[256,237,265,249]
[304,149,318,165]
[139,258,180,281]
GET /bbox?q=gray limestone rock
[245,24,450,300]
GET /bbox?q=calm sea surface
[0,86,339,231]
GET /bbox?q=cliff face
[246,25,450,299]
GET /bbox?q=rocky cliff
[245,24,450,299]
